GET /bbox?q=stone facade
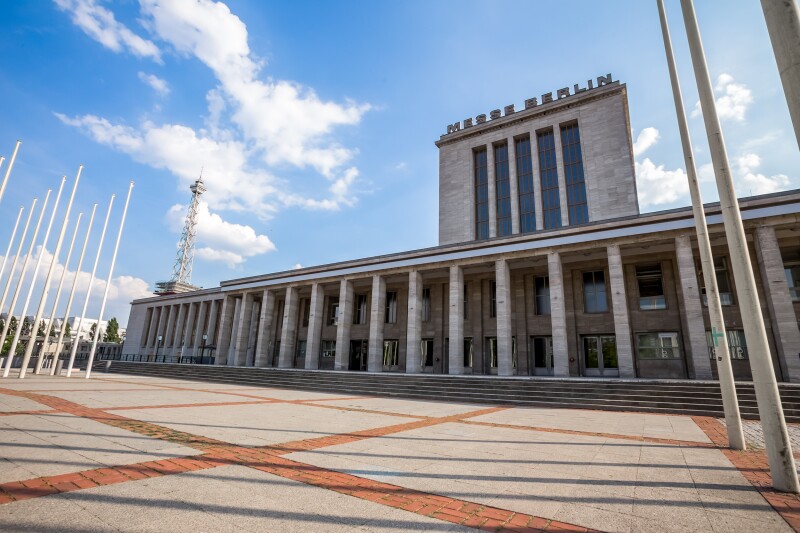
[437,82,638,246]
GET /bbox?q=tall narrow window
[636,264,666,310]
[707,329,748,360]
[463,337,473,367]
[489,281,497,318]
[383,339,399,366]
[534,276,550,315]
[327,297,339,326]
[353,294,368,325]
[698,256,734,306]
[537,129,562,230]
[583,271,608,313]
[474,149,489,240]
[515,136,536,233]
[302,298,311,327]
[463,284,469,320]
[494,143,512,237]
[422,288,431,322]
[785,264,800,302]
[385,291,398,324]
[560,123,589,225]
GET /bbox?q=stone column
[548,252,569,377]
[172,303,187,355]
[163,305,177,350]
[487,143,497,238]
[305,283,325,369]
[254,290,275,367]
[553,125,570,227]
[507,137,520,235]
[607,245,635,378]
[278,287,299,368]
[146,306,160,351]
[495,259,514,376]
[448,264,464,374]
[531,131,544,232]
[216,295,235,365]
[234,292,254,366]
[245,300,261,366]
[182,302,197,354]
[334,280,354,370]
[206,300,221,359]
[675,235,714,379]
[140,307,153,351]
[368,275,387,372]
[756,225,800,382]
[192,301,208,356]
[405,271,423,373]
[227,297,242,366]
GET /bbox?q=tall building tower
[155,176,206,295]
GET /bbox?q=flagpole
[66,195,114,378]
[0,206,24,288]
[0,200,35,357]
[680,0,799,493]
[0,141,21,207]
[22,167,82,377]
[86,181,133,379]
[1,190,51,378]
[655,0,745,451]
[39,212,82,373]
[51,204,96,375]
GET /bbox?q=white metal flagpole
[0,206,24,287]
[4,177,66,376]
[66,195,115,378]
[0,140,21,208]
[0,199,36,357]
[655,0,745,451]
[22,167,82,377]
[680,0,799,493]
[1,190,51,378]
[38,212,82,373]
[51,204,96,375]
[86,181,133,379]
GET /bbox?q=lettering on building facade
[445,73,613,136]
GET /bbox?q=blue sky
[0,0,797,327]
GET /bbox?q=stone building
[122,76,800,382]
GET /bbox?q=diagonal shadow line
[0,441,203,458]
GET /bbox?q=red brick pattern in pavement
[0,386,595,532]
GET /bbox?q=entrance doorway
[421,339,437,373]
[531,336,554,376]
[349,339,368,371]
[581,335,619,377]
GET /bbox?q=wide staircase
[94,360,800,423]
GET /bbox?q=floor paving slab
[318,397,484,417]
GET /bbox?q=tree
[89,322,97,341]
[1,317,17,355]
[37,320,46,338]
[103,317,121,343]
[64,322,71,338]
[20,317,31,337]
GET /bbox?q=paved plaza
[0,372,798,532]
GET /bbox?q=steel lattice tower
[155,176,205,295]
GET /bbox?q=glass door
[582,335,618,377]
[349,339,368,371]
[531,336,553,376]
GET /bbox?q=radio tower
[155,175,206,295]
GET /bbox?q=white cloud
[137,71,170,95]
[54,0,161,62]
[633,127,659,157]
[635,158,689,208]
[167,202,275,267]
[138,0,370,177]
[632,126,690,208]
[0,246,151,328]
[691,73,753,122]
[735,152,791,195]
[292,263,303,270]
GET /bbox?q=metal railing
[98,353,216,365]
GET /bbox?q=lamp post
[155,335,162,362]
[201,334,208,365]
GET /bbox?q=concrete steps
[94,361,800,422]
